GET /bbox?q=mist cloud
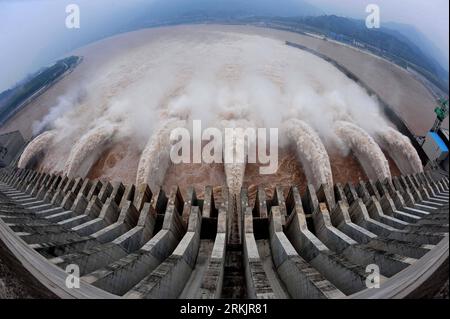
[31,29,396,175]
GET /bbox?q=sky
[0,0,448,92]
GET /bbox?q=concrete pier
[0,167,448,299]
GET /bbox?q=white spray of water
[18,130,57,169]
[28,26,417,185]
[217,118,255,196]
[376,127,423,175]
[284,119,333,189]
[335,121,391,181]
[63,124,117,178]
[135,118,186,190]
[32,88,86,135]
[224,161,246,196]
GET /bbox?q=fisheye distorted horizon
[0,0,448,92]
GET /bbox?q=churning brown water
[16,26,412,202]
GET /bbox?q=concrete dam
[0,26,448,300]
[0,165,448,299]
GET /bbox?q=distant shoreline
[0,24,439,140]
[0,56,83,129]
[286,40,429,164]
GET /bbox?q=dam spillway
[0,166,448,299]
[0,25,448,300]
